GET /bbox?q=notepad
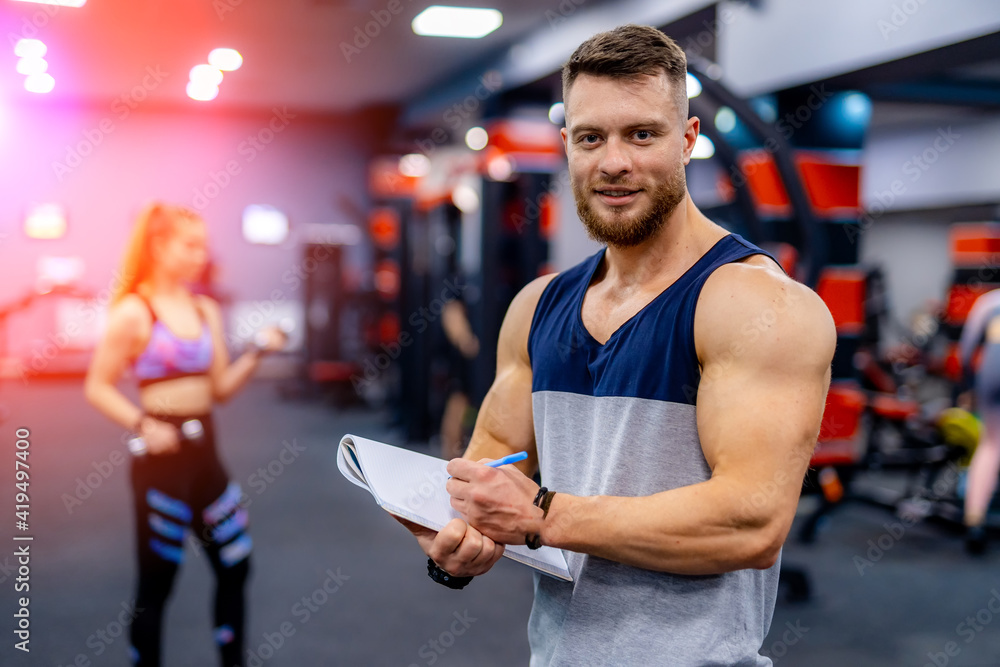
[337,434,572,581]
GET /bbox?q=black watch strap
[427,558,474,590]
[526,487,553,550]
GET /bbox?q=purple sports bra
[133,297,213,387]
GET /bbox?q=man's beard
[573,162,687,248]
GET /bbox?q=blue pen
[485,451,528,468]
[448,451,528,478]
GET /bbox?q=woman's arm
[84,296,182,454]
[84,296,149,430]
[959,290,1000,371]
[199,296,284,403]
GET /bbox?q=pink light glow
[12,0,87,7]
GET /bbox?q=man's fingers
[471,533,504,569]
[432,518,469,559]
[455,525,485,563]
[445,476,469,500]
[446,457,485,481]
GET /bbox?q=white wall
[857,213,953,333]
[0,102,371,362]
[862,113,1000,211]
[719,0,1000,97]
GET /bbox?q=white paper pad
[337,433,572,581]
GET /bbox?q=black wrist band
[526,487,550,550]
[427,558,473,590]
[539,490,556,518]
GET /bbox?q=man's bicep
[462,274,554,472]
[698,360,829,483]
[465,363,536,472]
[696,284,834,508]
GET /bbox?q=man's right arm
[462,273,556,476]
[397,273,556,576]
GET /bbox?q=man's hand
[445,458,543,546]
[394,516,505,577]
[391,275,551,579]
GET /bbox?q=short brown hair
[562,24,688,121]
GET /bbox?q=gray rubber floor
[2,378,999,666]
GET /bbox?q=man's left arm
[447,262,835,575]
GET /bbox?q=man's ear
[683,116,700,165]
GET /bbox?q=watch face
[428,558,472,589]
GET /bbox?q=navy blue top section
[528,234,774,403]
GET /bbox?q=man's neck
[599,198,725,290]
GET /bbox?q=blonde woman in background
[85,203,285,667]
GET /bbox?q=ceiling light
[452,184,480,213]
[486,155,514,181]
[691,135,715,159]
[16,57,48,76]
[714,107,737,134]
[14,39,46,59]
[548,102,565,126]
[24,73,55,94]
[686,73,702,99]
[242,205,289,245]
[465,126,488,151]
[25,204,68,239]
[208,48,243,71]
[186,80,219,102]
[412,6,503,39]
[189,64,223,86]
[842,92,873,124]
[399,153,431,178]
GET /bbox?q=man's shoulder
[696,257,836,365]
[508,273,561,331]
[702,253,809,312]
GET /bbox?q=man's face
[561,72,697,248]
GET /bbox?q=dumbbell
[127,418,205,457]
[250,317,295,353]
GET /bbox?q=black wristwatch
[427,558,474,590]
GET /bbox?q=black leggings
[128,414,251,667]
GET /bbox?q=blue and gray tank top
[526,233,780,666]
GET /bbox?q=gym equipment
[127,418,205,457]
[937,407,981,466]
[251,318,295,352]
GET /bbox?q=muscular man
[400,24,835,665]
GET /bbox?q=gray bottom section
[529,391,779,666]
[14,380,997,666]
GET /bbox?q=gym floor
[3,379,999,666]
